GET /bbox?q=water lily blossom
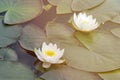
[73,13,99,32]
[34,42,65,68]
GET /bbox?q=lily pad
[71,0,105,11]
[0,0,43,24]
[0,61,34,80]
[19,24,48,51]
[41,65,102,80]
[19,23,79,51]
[111,28,120,38]
[0,48,18,61]
[46,22,79,45]
[0,17,22,47]
[111,15,120,24]
[99,69,120,80]
[70,31,120,72]
[56,0,72,14]
[35,78,43,80]
[48,0,104,14]
[86,0,120,24]
[47,0,59,6]
[48,0,72,14]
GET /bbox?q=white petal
[50,53,65,63]
[47,43,56,50]
[73,13,81,28]
[42,42,51,52]
[88,15,93,18]
[56,59,65,64]
[35,42,65,66]
[73,12,99,32]
[34,48,44,61]
[49,43,53,47]
[57,49,64,59]
[54,44,57,48]
[42,42,49,51]
[78,13,82,18]
[42,62,51,68]
[52,43,58,50]
[42,42,47,47]
[73,13,78,23]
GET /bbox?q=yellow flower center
[45,50,56,57]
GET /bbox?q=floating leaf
[71,31,120,72]
[0,0,43,24]
[0,61,34,80]
[19,22,79,51]
[111,15,120,24]
[48,0,104,14]
[46,22,79,45]
[74,32,95,49]
[48,0,72,14]
[0,17,22,47]
[19,24,48,51]
[0,48,18,61]
[56,0,72,14]
[46,22,73,38]
[111,28,120,38]
[94,22,120,34]
[47,0,59,6]
[86,0,120,24]
[41,65,102,80]
[99,69,120,80]
[35,78,43,80]
[71,0,105,11]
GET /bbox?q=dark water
[10,42,36,69]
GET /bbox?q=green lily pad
[56,0,72,14]
[48,0,72,14]
[0,17,22,47]
[94,22,120,34]
[71,0,105,11]
[35,78,43,80]
[0,48,18,61]
[86,0,120,24]
[41,65,102,80]
[46,22,79,45]
[47,0,59,6]
[111,15,120,24]
[99,69,120,80]
[46,22,73,39]
[19,24,48,51]
[0,61,34,80]
[111,28,120,38]
[19,22,79,51]
[48,0,104,14]
[70,31,120,72]
[0,0,43,24]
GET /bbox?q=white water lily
[34,42,65,68]
[73,13,99,32]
